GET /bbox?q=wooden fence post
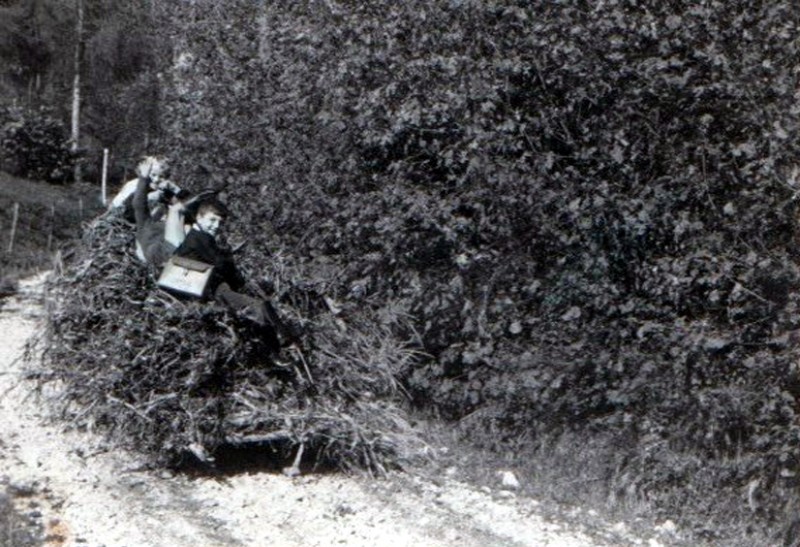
[47,203,55,252]
[7,202,19,253]
[101,148,109,206]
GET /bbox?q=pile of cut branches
[35,214,425,473]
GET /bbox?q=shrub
[0,106,73,183]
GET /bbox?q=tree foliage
[33,0,800,539]
[0,0,163,175]
[1,105,73,182]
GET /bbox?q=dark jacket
[174,229,245,292]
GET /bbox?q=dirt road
[0,274,661,547]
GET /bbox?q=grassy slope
[0,171,104,277]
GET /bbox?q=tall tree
[70,0,83,182]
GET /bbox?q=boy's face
[196,210,224,236]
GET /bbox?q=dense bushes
[141,0,800,539]
[0,106,73,183]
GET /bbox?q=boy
[173,199,290,354]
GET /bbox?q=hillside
[0,172,103,276]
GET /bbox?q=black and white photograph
[0,1,798,545]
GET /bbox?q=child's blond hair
[135,156,169,179]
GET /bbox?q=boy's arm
[216,249,246,290]
[229,259,247,290]
[164,200,187,248]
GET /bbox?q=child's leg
[139,221,175,267]
[215,283,281,354]
[132,176,151,230]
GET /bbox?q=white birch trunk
[70,0,84,183]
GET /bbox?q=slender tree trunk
[71,0,84,183]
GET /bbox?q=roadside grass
[415,419,790,547]
[511,433,781,547]
[0,484,42,547]
[0,171,103,280]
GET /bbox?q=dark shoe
[277,321,302,347]
[261,326,281,354]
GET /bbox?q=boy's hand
[155,180,182,202]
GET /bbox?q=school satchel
[157,255,214,298]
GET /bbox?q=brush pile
[36,214,425,473]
